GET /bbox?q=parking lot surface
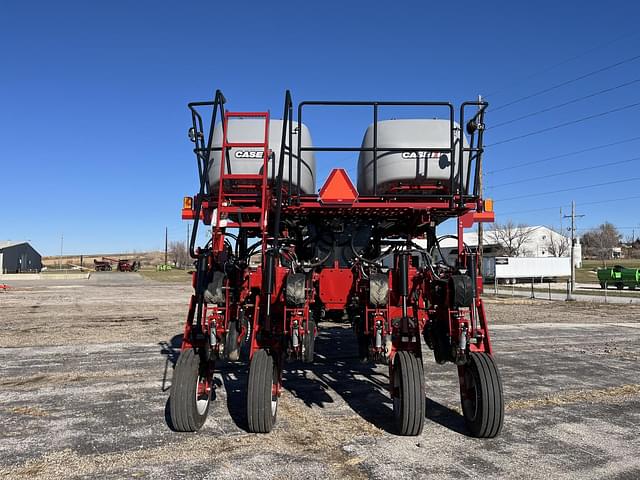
[1,274,639,479]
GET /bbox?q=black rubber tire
[302,319,316,364]
[204,271,226,304]
[225,320,240,362]
[169,349,211,432]
[460,352,504,438]
[392,351,425,436]
[616,283,624,290]
[247,349,278,433]
[357,333,370,362]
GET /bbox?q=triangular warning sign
[319,168,358,204]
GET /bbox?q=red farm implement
[95,257,139,272]
[170,90,503,437]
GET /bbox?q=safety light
[484,198,493,212]
[183,196,193,210]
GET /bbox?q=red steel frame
[179,92,500,436]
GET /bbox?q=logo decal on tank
[234,150,264,159]
[401,151,442,159]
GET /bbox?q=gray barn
[0,241,42,273]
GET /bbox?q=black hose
[350,236,395,267]
[305,249,332,268]
[237,240,262,262]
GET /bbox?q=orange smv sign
[319,168,358,204]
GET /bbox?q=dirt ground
[1,273,639,479]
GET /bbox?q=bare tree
[169,241,190,269]
[581,222,621,265]
[546,227,570,257]
[488,221,535,257]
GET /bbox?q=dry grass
[138,268,192,283]
[0,370,142,388]
[506,384,640,411]
[8,406,49,417]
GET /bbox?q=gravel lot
[1,272,639,479]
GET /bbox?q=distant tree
[546,226,570,257]
[580,222,621,265]
[623,237,640,259]
[488,221,535,257]
[169,241,190,269]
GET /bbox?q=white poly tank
[208,119,316,195]
[356,119,470,195]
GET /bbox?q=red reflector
[319,168,358,204]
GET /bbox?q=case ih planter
[170,90,503,437]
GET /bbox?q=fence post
[566,279,574,301]
[530,280,535,299]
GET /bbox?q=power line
[576,226,638,231]
[497,194,640,216]
[487,101,640,147]
[497,176,640,201]
[497,205,566,216]
[489,78,640,129]
[484,30,638,99]
[489,155,640,189]
[489,53,640,112]
[485,135,640,174]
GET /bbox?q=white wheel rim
[195,376,209,415]
[271,366,278,417]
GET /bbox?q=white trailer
[482,256,571,282]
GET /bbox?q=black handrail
[187,89,226,258]
[459,101,488,205]
[263,91,293,310]
[295,100,463,204]
[271,90,293,246]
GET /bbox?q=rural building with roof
[0,241,42,273]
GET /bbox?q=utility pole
[186,224,191,270]
[477,94,484,269]
[59,234,63,270]
[165,227,168,266]
[563,201,585,296]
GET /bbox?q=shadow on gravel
[425,397,470,436]
[285,324,396,434]
[159,334,183,392]
[164,397,177,431]
[220,365,249,431]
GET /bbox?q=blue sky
[1,1,639,255]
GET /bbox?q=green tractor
[597,265,640,290]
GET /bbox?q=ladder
[215,111,270,232]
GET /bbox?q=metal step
[219,206,262,214]
[224,221,261,228]
[221,174,265,181]
[223,142,268,148]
